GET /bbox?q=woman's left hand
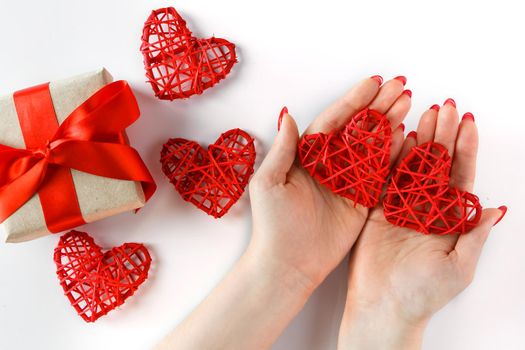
[248,76,411,293]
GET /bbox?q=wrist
[339,301,428,350]
[241,245,316,305]
[157,241,317,350]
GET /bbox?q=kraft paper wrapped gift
[0,69,155,243]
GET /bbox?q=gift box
[0,69,156,243]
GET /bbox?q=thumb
[454,206,507,275]
[255,107,299,186]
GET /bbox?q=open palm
[344,100,505,326]
[248,76,411,288]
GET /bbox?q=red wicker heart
[54,231,151,323]
[298,108,392,207]
[141,7,237,100]
[160,129,255,218]
[383,142,482,235]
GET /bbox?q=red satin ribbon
[0,80,156,233]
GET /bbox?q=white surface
[0,0,524,349]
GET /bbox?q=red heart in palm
[383,142,482,235]
[141,7,237,100]
[298,108,392,207]
[160,129,255,218]
[54,231,151,323]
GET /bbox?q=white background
[0,0,524,349]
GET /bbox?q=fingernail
[444,98,456,107]
[402,89,412,98]
[278,106,288,131]
[407,131,417,139]
[371,75,383,85]
[399,123,405,131]
[462,112,475,122]
[430,104,440,111]
[394,76,407,86]
[493,206,507,226]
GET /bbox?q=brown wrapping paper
[0,69,145,243]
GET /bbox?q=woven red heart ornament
[298,108,392,207]
[160,129,255,218]
[141,7,237,100]
[54,231,151,322]
[383,142,482,235]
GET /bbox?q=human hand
[157,76,412,350]
[338,100,507,350]
[247,76,412,293]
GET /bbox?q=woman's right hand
[338,100,506,350]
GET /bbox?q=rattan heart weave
[160,129,255,218]
[383,141,482,234]
[298,108,392,207]
[54,231,151,322]
[141,7,237,100]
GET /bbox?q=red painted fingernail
[371,75,383,85]
[407,131,417,139]
[493,206,507,226]
[462,112,475,122]
[403,89,412,98]
[399,123,405,131]
[444,98,456,107]
[278,106,288,131]
[430,104,440,111]
[394,76,407,86]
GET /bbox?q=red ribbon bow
[0,80,156,233]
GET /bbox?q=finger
[385,89,412,130]
[368,76,406,114]
[416,104,439,144]
[453,207,507,277]
[434,98,459,157]
[390,124,405,165]
[395,130,417,167]
[256,108,299,186]
[449,113,478,192]
[304,76,382,134]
